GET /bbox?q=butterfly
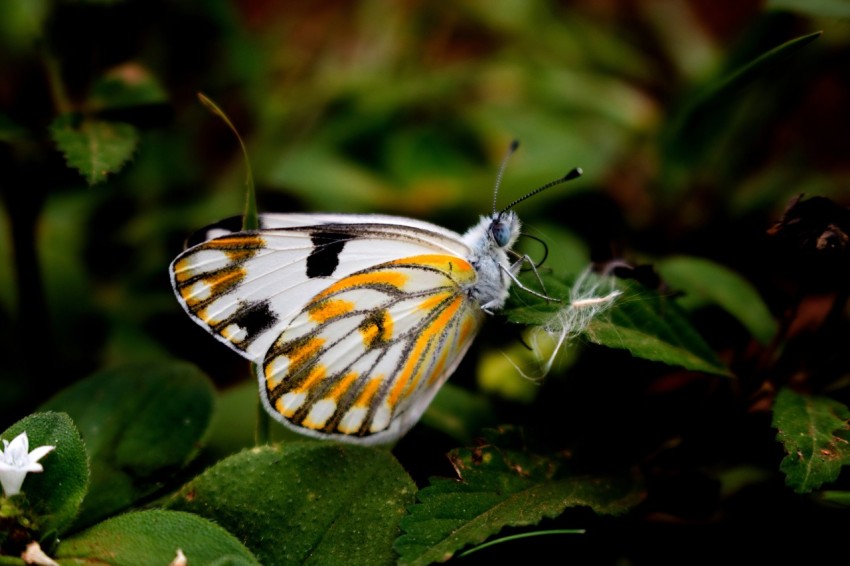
[169,144,581,444]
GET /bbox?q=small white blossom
[0,432,55,497]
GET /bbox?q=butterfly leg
[503,255,560,303]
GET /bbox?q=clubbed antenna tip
[564,167,582,181]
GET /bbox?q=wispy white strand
[510,267,621,380]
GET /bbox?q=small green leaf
[49,115,138,186]
[773,388,850,494]
[40,362,216,527]
[167,443,416,565]
[55,509,259,565]
[657,256,777,344]
[1,412,89,538]
[506,276,730,376]
[394,439,643,565]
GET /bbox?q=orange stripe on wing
[293,363,327,394]
[387,295,464,408]
[326,371,359,402]
[308,298,355,324]
[314,271,408,301]
[355,376,384,408]
[416,291,453,312]
[203,235,265,250]
[388,254,474,274]
[180,267,246,307]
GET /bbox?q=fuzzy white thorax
[462,211,521,311]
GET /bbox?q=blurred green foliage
[2,1,850,564]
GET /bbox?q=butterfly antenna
[492,139,521,214]
[499,167,582,214]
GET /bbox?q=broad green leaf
[773,387,850,494]
[1,412,88,538]
[587,289,729,376]
[167,443,416,566]
[506,276,730,376]
[49,115,138,186]
[657,256,777,344]
[768,0,850,18]
[40,362,215,527]
[394,439,643,565]
[56,509,259,565]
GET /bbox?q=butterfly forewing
[259,254,484,443]
[170,218,472,362]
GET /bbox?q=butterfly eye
[490,220,511,247]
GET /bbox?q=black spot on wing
[306,231,350,278]
[217,299,277,348]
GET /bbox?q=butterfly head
[489,210,520,250]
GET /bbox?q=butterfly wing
[170,214,472,361]
[170,214,483,443]
[260,254,483,444]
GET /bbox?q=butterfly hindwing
[260,254,483,443]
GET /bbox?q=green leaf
[587,287,729,376]
[49,115,138,186]
[657,256,777,344]
[55,509,259,565]
[394,439,643,565]
[1,412,89,538]
[506,276,730,376]
[167,443,416,565]
[40,362,215,527]
[773,387,850,494]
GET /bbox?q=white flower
[0,432,55,497]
